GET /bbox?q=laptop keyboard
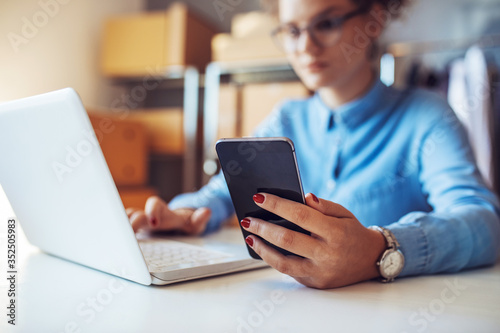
[138,239,233,272]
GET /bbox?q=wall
[0,0,144,106]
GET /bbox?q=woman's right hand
[126,196,211,235]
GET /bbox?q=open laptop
[0,88,267,285]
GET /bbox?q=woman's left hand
[242,192,387,289]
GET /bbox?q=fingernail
[253,194,265,204]
[311,193,319,204]
[150,217,158,227]
[240,218,251,229]
[245,236,254,247]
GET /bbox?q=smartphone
[216,137,310,259]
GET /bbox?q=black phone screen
[216,137,310,259]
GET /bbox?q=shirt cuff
[385,211,430,277]
[168,190,233,234]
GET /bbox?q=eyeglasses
[271,7,369,53]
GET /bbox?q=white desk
[1,225,500,333]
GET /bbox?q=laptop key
[139,239,233,272]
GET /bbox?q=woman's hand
[241,192,387,289]
[126,196,211,235]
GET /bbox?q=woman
[126,0,500,289]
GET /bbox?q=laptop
[0,88,267,285]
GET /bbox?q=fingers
[252,193,330,235]
[304,193,354,219]
[144,196,167,228]
[241,217,319,258]
[125,207,140,218]
[127,208,149,232]
[245,234,311,278]
[144,196,187,232]
[184,207,211,235]
[127,196,211,235]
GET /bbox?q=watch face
[380,250,404,278]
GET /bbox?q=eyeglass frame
[270,6,370,52]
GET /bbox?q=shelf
[105,66,202,193]
[202,59,301,184]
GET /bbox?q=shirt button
[327,179,336,190]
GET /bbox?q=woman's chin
[301,76,336,91]
[295,67,337,88]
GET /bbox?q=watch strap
[369,226,400,250]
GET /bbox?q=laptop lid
[0,88,152,285]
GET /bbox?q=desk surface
[1,224,500,333]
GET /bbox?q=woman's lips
[304,61,329,72]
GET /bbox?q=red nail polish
[245,236,254,247]
[241,218,251,228]
[150,217,158,227]
[253,194,265,204]
[311,193,319,204]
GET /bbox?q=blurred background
[1,0,499,210]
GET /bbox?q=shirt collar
[312,79,388,130]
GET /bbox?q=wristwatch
[369,226,405,283]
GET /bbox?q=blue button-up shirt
[170,80,500,277]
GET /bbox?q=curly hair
[260,0,410,19]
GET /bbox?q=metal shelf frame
[202,59,298,184]
[110,65,202,193]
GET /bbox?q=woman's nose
[295,30,322,56]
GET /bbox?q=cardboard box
[212,11,285,62]
[212,34,285,63]
[117,186,158,209]
[231,11,278,39]
[88,112,148,186]
[101,2,216,77]
[240,82,310,136]
[127,108,184,155]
